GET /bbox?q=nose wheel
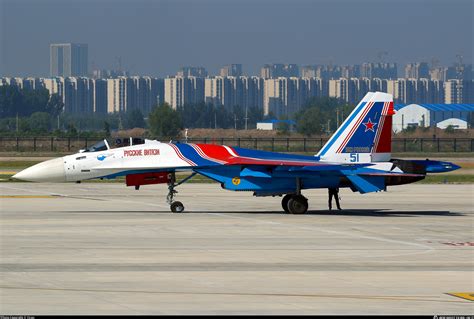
[170,201,184,213]
[166,172,197,213]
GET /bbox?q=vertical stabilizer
[317,92,395,163]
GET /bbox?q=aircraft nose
[13,157,66,182]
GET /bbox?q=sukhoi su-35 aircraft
[14,92,460,214]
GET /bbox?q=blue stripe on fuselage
[174,143,221,166]
[318,101,367,156]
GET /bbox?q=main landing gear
[282,194,308,214]
[281,178,309,214]
[166,172,197,213]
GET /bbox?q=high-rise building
[444,79,473,103]
[302,65,343,80]
[448,64,473,80]
[264,78,285,116]
[360,63,397,79]
[92,69,130,79]
[204,76,264,111]
[370,78,388,93]
[165,76,205,109]
[176,67,207,78]
[301,66,317,78]
[50,43,88,77]
[243,76,264,110]
[219,64,243,77]
[404,62,429,79]
[92,79,108,114]
[107,78,127,113]
[341,65,360,79]
[259,64,299,79]
[59,77,94,114]
[0,77,44,90]
[205,76,232,108]
[106,76,163,113]
[418,78,444,104]
[329,78,348,102]
[302,77,329,99]
[263,77,306,116]
[260,65,272,79]
[43,77,64,97]
[430,67,448,81]
[329,78,368,104]
[43,77,106,114]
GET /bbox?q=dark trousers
[328,188,341,210]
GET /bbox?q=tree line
[0,84,358,137]
[148,97,354,137]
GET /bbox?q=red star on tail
[363,118,376,132]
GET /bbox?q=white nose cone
[13,157,66,182]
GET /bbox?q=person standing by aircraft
[328,187,341,211]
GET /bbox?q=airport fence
[0,136,473,153]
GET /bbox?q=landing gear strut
[281,178,309,214]
[166,172,197,213]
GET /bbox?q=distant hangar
[392,103,474,132]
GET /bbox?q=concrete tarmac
[0,182,473,314]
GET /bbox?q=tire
[287,195,308,214]
[170,201,185,213]
[281,194,292,213]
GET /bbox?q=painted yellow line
[0,195,59,199]
[0,171,18,174]
[446,292,474,301]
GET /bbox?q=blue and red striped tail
[317,92,395,163]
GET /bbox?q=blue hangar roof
[394,104,474,112]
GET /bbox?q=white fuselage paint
[64,140,193,182]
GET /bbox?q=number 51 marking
[350,153,359,162]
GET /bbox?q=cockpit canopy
[83,137,146,153]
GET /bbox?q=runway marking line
[0,195,60,199]
[446,292,474,301]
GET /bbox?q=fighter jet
[13,92,460,213]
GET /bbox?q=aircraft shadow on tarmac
[64,209,464,217]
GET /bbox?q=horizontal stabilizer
[345,174,385,194]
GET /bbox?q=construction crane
[456,54,464,79]
[377,51,388,63]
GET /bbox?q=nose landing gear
[166,172,197,213]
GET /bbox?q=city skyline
[0,0,472,77]
[3,74,472,118]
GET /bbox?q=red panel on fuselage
[195,144,234,162]
[126,172,170,187]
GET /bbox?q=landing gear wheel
[281,194,292,213]
[170,201,185,213]
[287,195,308,214]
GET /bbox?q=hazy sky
[0,0,472,77]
